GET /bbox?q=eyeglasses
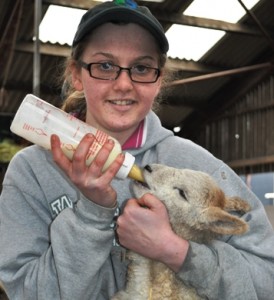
[78,61,160,83]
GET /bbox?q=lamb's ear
[223,196,251,214]
[202,207,249,235]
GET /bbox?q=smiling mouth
[108,100,135,106]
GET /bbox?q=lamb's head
[132,164,251,242]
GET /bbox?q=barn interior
[1,0,274,225]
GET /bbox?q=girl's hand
[50,133,124,207]
[116,193,189,272]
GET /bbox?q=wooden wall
[195,76,274,175]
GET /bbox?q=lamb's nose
[144,165,153,173]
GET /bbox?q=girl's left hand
[116,193,189,272]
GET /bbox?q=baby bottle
[10,94,144,182]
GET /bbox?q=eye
[174,187,188,201]
[132,64,149,74]
[99,62,114,71]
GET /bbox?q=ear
[201,207,249,235]
[224,196,251,214]
[71,63,83,91]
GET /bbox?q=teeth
[109,100,134,105]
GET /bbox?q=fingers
[116,198,154,237]
[118,196,165,223]
[116,199,141,226]
[51,134,72,173]
[50,133,96,177]
[116,196,170,247]
[88,138,124,181]
[71,134,110,181]
[72,133,96,171]
[50,133,124,180]
[138,193,166,211]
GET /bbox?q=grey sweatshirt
[0,111,274,300]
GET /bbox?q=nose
[144,165,153,173]
[113,69,134,90]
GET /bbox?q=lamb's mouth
[134,179,150,190]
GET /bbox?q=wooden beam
[43,0,98,9]
[166,58,219,73]
[155,12,262,36]
[228,155,274,168]
[168,62,273,86]
[15,42,71,57]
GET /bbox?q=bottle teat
[127,164,145,182]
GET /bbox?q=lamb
[112,164,251,300]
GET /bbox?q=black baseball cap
[72,0,169,54]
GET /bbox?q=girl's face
[72,23,162,143]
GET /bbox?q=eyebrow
[91,52,156,62]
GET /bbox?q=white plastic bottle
[10,94,144,182]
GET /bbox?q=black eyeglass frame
[78,61,161,83]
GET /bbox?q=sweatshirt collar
[122,118,147,150]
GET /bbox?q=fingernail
[119,153,125,159]
[51,134,57,142]
[108,139,115,145]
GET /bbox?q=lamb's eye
[174,187,187,201]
